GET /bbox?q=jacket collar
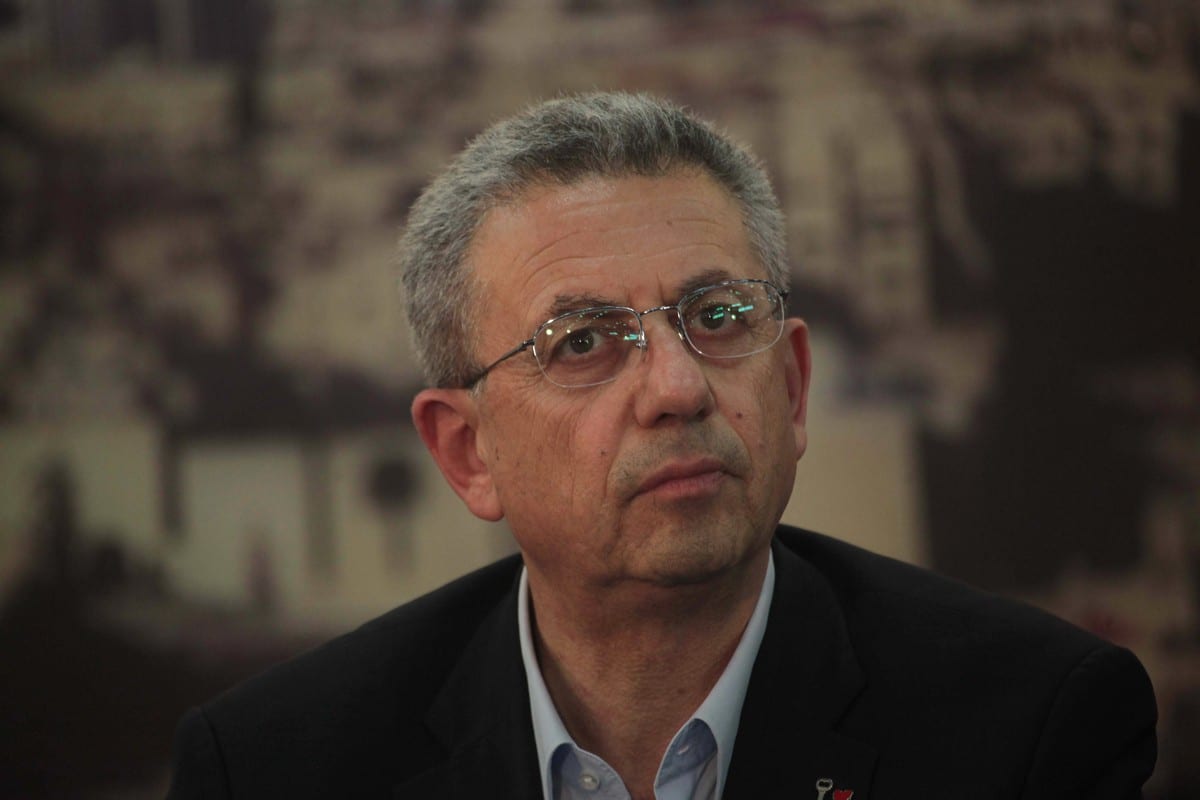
[722,537,877,799]
[392,567,543,800]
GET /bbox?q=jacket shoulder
[212,552,521,714]
[772,525,1157,795]
[170,554,523,798]
[775,524,1099,657]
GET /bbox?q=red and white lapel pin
[815,777,854,800]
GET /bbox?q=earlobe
[782,319,811,460]
[411,388,504,522]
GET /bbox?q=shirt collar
[518,553,776,800]
[517,566,575,800]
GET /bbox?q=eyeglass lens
[532,281,784,388]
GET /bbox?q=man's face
[438,172,809,592]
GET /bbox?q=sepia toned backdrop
[2,1,1199,797]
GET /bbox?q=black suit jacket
[167,526,1157,798]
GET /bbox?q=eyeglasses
[462,279,788,389]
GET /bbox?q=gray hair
[399,91,787,389]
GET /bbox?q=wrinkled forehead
[464,171,760,315]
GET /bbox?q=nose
[631,312,715,427]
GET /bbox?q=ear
[411,388,504,522]
[781,318,812,460]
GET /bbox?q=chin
[634,530,762,588]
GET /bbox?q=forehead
[467,172,760,319]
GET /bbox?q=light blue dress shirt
[518,554,776,800]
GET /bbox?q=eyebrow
[675,267,735,299]
[542,267,739,320]
[545,292,622,319]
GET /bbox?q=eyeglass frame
[460,278,789,389]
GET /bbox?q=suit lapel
[392,572,543,800]
[723,538,877,799]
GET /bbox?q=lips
[634,457,728,497]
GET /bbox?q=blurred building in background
[2,0,1199,796]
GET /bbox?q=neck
[527,548,769,798]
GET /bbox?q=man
[168,92,1157,799]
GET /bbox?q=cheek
[487,397,596,499]
[555,411,618,500]
[725,367,794,458]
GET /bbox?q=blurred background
[1,0,1199,796]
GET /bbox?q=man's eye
[698,304,732,330]
[553,326,619,362]
[565,329,598,355]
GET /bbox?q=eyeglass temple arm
[461,337,535,389]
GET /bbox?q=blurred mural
[1,0,1198,797]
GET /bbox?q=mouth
[635,457,729,501]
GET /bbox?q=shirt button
[579,772,600,791]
